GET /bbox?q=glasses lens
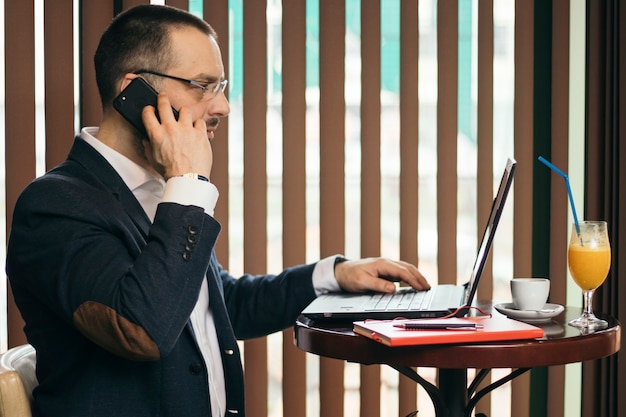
[203,80,228,101]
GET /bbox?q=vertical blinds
[1,1,579,416]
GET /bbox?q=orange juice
[567,244,611,290]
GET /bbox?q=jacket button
[183,251,192,261]
[224,349,234,355]
[189,363,203,375]
[188,226,198,235]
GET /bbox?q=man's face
[156,27,230,140]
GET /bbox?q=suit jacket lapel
[67,137,152,235]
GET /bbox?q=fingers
[142,93,192,140]
[156,91,180,124]
[335,257,431,294]
[140,92,213,180]
[371,259,431,292]
[193,117,208,135]
[141,104,160,136]
[389,260,431,290]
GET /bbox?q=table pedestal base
[391,365,530,417]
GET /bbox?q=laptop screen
[463,158,517,305]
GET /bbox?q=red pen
[393,322,484,331]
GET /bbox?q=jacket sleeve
[6,174,219,361]
[217,260,318,340]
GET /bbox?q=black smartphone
[113,77,179,138]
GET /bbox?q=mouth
[207,118,220,140]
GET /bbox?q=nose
[208,91,230,118]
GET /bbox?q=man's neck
[96,116,159,178]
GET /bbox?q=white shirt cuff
[312,254,343,296]
[162,176,219,216]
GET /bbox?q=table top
[294,303,621,369]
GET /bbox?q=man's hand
[141,92,213,180]
[334,257,431,294]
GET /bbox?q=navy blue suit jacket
[6,137,317,417]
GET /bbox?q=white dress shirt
[80,127,340,416]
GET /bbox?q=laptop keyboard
[363,286,459,312]
[363,287,433,311]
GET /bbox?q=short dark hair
[94,4,217,108]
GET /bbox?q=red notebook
[353,316,544,347]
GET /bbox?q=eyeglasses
[134,69,228,101]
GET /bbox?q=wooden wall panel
[398,4,419,274]
[44,0,75,169]
[436,0,458,286]
[476,0,495,301]
[281,0,308,416]
[122,0,150,10]
[80,2,115,127]
[205,0,231,270]
[512,1,535,417]
[474,3,495,416]
[319,1,346,416]
[165,0,188,10]
[359,2,382,416]
[242,0,269,415]
[547,0,570,416]
[4,0,37,349]
[398,2,420,413]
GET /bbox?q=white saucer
[494,303,564,323]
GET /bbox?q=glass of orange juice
[567,220,611,330]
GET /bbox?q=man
[6,5,429,417]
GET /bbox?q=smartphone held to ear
[113,78,179,138]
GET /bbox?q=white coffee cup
[510,278,550,311]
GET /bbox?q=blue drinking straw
[538,156,581,237]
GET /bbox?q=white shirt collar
[79,127,164,192]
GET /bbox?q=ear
[119,73,140,93]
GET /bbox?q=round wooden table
[294,304,620,417]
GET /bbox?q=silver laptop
[301,158,516,321]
